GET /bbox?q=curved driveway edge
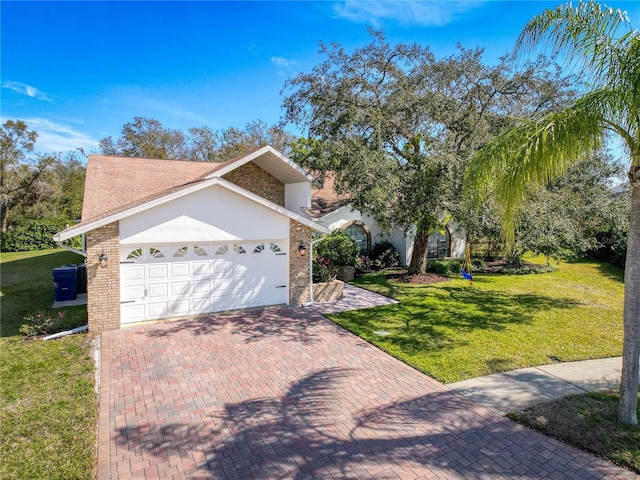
[97,307,637,479]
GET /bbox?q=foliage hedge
[370,240,400,269]
[1,218,78,252]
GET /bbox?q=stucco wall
[315,207,410,265]
[120,186,289,244]
[315,207,467,265]
[86,222,120,333]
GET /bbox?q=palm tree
[466,1,639,424]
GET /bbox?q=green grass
[508,390,640,474]
[1,249,87,337]
[331,256,624,383]
[0,249,96,479]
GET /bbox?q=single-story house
[306,175,466,265]
[54,146,329,333]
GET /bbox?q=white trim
[207,145,314,182]
[54,177,329,241]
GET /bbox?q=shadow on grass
[332,283,580,355]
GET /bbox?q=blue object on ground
[461,269,473,280]
[52,266,78,301]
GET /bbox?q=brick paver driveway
[98,307,637,479]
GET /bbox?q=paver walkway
[97,305,637,479]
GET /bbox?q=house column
[289,219,311,305]
[86,222,121,333]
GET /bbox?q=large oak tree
[282,30,573,274]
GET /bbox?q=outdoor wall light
[98,251,108,268]
[298,241,307,257]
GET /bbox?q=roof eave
[54,177,328,241]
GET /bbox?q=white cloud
[333,1,485,27]
[7,117,100,154]
[2,81,53,102]
[271,56,296,68]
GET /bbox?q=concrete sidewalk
[448,357,632,414]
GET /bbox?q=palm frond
[465,104,606,244]
[514,1,631,87]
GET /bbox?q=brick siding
[222,162,285,206]
[86,222,120,333]
[289,220,311,305]
[313,280,344,303]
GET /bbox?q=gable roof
[81,146,311,222]
[306,174,351,219]
[56,146,328,241]
[55,176,328,241]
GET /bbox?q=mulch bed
[387,273,451,285]
[479,259,546,273]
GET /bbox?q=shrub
[447,259,462,274]
[426,260,449,275]
[312,256,338,283]
[371,241,400,269]
[314,230,360,267]
[471,257,487,270]
[356,255,374,273]
[1,218,79,252]
[20,311,66,337]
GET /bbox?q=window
[344,224,370,255]
[427,229,451,259]
[173,246,188,257]
[149,247,165,258]
[253,244,265,254]
[194,245,208,256]
[126,248,143,260]
[270,243,282,253]
[215,245,228,255]
[234,244,247,254]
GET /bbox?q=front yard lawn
[0,249,95,480]
[508,390,640,474]
[330,257,624,383]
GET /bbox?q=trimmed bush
[314,230,360,267]
[371,240,400,269]
[426,260,449,275]
[1,218,81,252]
[448,259,462,274]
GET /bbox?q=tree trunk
[619,168,640,425]
[407,221,431,275]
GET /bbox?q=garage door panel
[148,283,168,298]
[121,304,145,324]
[122,284,145,301]
[192,279,209,294]
[191,297,210,313]
[170,300,190,316]
[170,281,190,296]
[122,265,145,281]
[120,240,288,324]
[191,261,210,276]
[171,263,189,277]
[148,264,168,279]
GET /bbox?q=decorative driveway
[97,307,637,479]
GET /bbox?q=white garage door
[120,241,288,324]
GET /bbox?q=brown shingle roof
[306,174,351,218]
[81,155,240,222]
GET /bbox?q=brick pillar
[289,220,311,305]
[86,222,120,333]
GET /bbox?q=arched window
[343,222,371,255]
[427,227,451,259]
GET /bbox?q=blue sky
[2,0,639,155]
